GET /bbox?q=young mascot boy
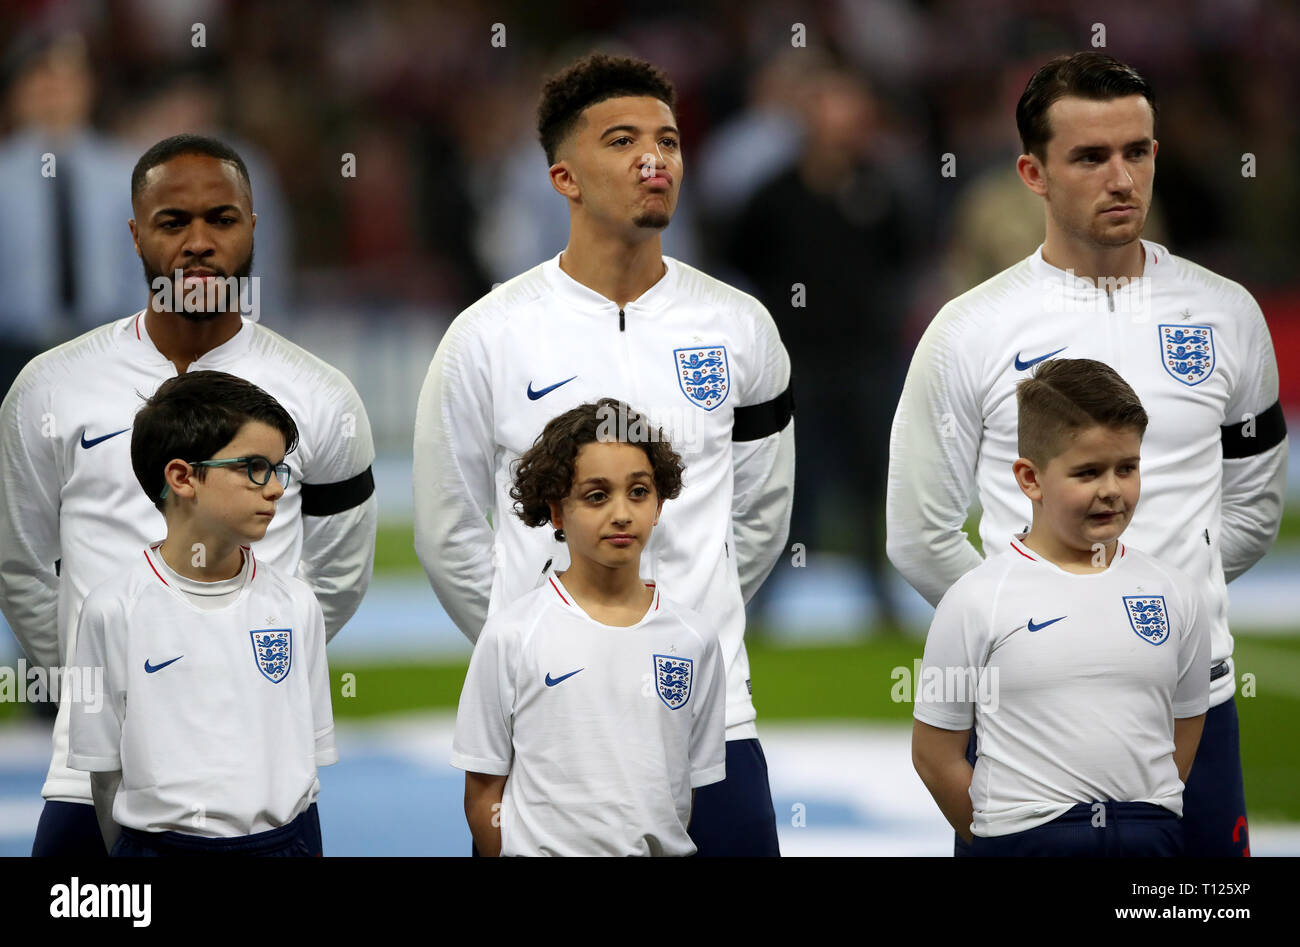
[68,370,337,856]
[912,358,1210,856]
[452,398,727,856]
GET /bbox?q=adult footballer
[887,53,1287,857]
[414,54,795,856]
[0,134,378,856]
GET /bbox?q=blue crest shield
[674,346,729,411]
[250,628,293,683]
[1123,596,1170,646]
[1159,325,1215,387]
[653,654,693,710]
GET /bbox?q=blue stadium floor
[3,714,1298,857]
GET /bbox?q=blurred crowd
[2,0,1297,622]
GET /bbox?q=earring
[554,528,566,542]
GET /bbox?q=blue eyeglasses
[159,455,291,500]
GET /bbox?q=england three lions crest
[674,346,729,411]
[250,628,293,683]
[1159,325,1215,387]
[653,654,693,709]
[1123,596,1170,646]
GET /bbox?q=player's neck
[143,307,243,374]
[556,561,654,626]
[1021,529,1119,575]
[559,228,666,310]
[157,528,245,582]
[1040,230,1146,283]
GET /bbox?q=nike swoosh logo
[1027,617,1066,633]
[144,656,183,673]
[1013,347,1068,371]
[80,428,130,449]
[527,376,578,401]
[545,668,584,687]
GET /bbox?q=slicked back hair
[1016,52,1157,159]
[1017,358,1148,467]
[537,53,677,165]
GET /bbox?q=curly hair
[511,398,685,528]
[537,53,677,165]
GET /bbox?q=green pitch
[322,630,1300,824]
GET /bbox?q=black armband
[1221,400,1287,459]
[300,466,376,516]
[733,385,794,442]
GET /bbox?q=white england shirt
[0,310,377,804]
[915,537,1210,838]
[415,253,795,740]
[451,576,727,856]
[68,544,337,837]
[888,241,1288,707]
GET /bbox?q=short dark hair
[1017,358,1148,466]
[132,370,299,511]
[510,398,685,528]
[1016,52,1157,159]
[537,53,677,165]
[131,134,253,205]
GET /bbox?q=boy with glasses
[68,370,337,856]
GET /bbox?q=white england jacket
[0,310,377,801]
[888,241,1288,708]
[414,253,795,738]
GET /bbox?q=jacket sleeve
[0,368,63,669]
[886,305,986,607]
[295,377,378,641]
[413,312,498,643]
[1219,294,1288,583]
[730,300,795,605]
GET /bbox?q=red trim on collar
[144,547,170,587]
[243,545,256,580]
[135,311,142,340]
[654,588,660,610]
[548,576,571,605]
[1010,541,1037,561]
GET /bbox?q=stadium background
[1,0,1297,855]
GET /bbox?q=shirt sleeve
[886,304,987,607]
[1219,292,1288,583]
[304,590,338,766]
[689,629,728,789]
[294,376,378,642]
[67,591,124,772]
[0,369,63,670]
[912,572,988,731]
[1173,577,1212,719]
[730,298,795,605]
[413,310,498,643]
[450,614,515,775]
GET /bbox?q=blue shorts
[687,738,780,857]
[1182,696,1249,856]
[111,804,322,857]
[32,800,107,857]
[955,691,1246,857]
[971,801,1182,857]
